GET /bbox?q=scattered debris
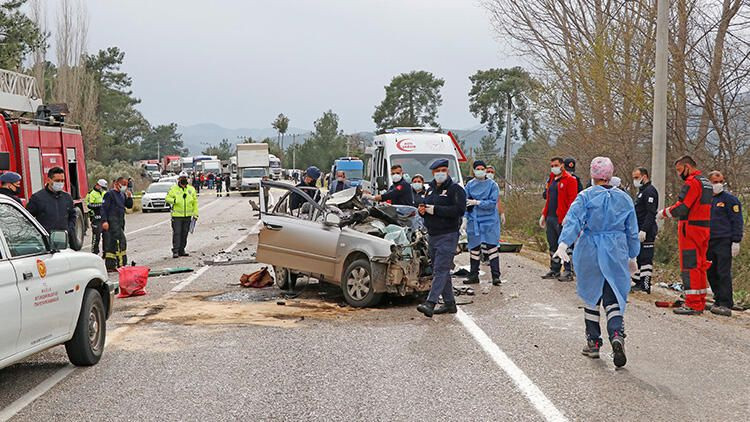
[655,299,684,308]
[454,286,475,296]
[240,267,274,288]
[276,301,286,306]
[203,258,257,266]
[148,267,194,277]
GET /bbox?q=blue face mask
[474,170,486,179]
[433,171,448,183]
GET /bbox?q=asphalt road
[2,190,749,421]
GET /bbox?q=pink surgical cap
[590,156,614,180]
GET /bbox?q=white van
[0,195,117,369]
[365,127,466,192]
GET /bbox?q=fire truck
[0,68,89,250]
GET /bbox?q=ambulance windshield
[390,154,459,182]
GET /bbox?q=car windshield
[147,184,172,193]
[270,161,281,169]
[243,168,266,178]
[145,164,158,171]
[338,169,363,180]
[390,154,460,182]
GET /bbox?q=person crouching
[553,157,640,368]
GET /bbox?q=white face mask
[391,173,402,183]
[119,184,128,193]
[551,166,562,176]
[712,183,724,195]
[486,172,495,180]
[474,169,486,179]
[411,182,423,192]
[433,171,448,183]
[633,179,642,188]
[337,177,345,182]
[51,181,64,192]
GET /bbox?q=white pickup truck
[0,195,117,369]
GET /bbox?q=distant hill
[177,123,492,155]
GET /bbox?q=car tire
[143,208,150,213]
[69,207,85,251]
[341,259,383,308]
[65,288,106,366]
[274,266,298,290]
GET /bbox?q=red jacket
[542,170,579,222]
[666,171,712,224]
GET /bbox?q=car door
[0,238,21,361]
[257,182,340,279]
[0,202,74,352]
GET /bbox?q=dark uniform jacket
[710,192,743,242]
[635,181,659,240]
[381,179,415,206]
[26,187,76,234]
[421,176,467,236]
[101,190,133,223]
[0,187,22,204]
[290,181,320,211]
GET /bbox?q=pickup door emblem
[36,259,47,278]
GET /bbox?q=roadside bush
[502,190,547,252]
[86,160,149,192]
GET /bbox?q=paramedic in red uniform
[540,156,579,282]
[657,155,713,315]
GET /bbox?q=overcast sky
[80,0,519,132]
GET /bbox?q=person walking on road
[464,160,502,286]
[329,170,351,193]
[553,157,639,368]
[101,177,134,272]
[224,174,231,197]
[416,159,467,317]
[216,174,223,197]
[26,167,76,237]
[706,171,743,317]
[0,171,23,204]
[85,179,108,255]
[540,157,579,281]
[657,155,713,315]
[630,167,659,294]
[166,172,199,258]
[371,164,415,206]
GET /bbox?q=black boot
[611,332,627,368]
[417,302,435,317]
[557,271,574,282]
[642,276,652,294]
[491,277,502,286]
[434,302,457,314]
[542,270,560,280]
[581,339,600,359]
[464,273,480,284]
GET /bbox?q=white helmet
[96,179,108,188]
[179,171,188,178]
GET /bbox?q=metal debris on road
[148,267,194,277]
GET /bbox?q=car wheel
[69,207,85,251]
[341,259,383,308]
[65,288,106,366]
[274,266,298,290]
[143,208,150,213]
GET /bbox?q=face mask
[486,172,495,180]
[10,183,20,192]
[337,177,345,182]
[433,171,448,183]
[391,173,402,183]
[179,179,188,186]
[679,167,689,181]
[712,183,724,195]
[551,166,562,176]
[411,182,423,192]
[119,184,128,193]
[633,179,642,188]
[51,181,64,192]
[474,170,486,179]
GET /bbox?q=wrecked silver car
[256,181,432,307]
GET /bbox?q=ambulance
[364,127,467,192]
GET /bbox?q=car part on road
[202,258,257,266]
[65,289,106,366]
[148,267,194,277]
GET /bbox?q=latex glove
[552,242,570,263]
[425,205,435,215]
[638,231,646,242]
[362,193,374,200]
[628,258,638,276]
[656,208,671,220]
[500,213,506,226]
[539,215,546,229]
[732,242,741,257]
[467,199,480,207]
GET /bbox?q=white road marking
[0,365,75,422]
[455,308,568,422]
[1,224,252,420]
[83,198,222,250]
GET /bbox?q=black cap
[564,157,576,171]
[430,159,450,170]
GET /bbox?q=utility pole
[504,94,513,199]
[292,134,297,170]
[157,139,160,161]
[651,0,669,199]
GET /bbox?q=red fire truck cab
[0,69,88,250]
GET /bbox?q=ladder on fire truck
[0,68,43,113]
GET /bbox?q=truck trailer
[236,143,269,195]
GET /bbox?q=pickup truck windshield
[390,154,459,182]
[243,168,266,178]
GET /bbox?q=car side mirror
[50,230,68,252]
[376,176,386,191]
[323,212,341,227]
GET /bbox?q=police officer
[631,167,658,293]
[416,159,467,317]
[0,171,22,204]
[166,172,199,258]
[372,164,414,206]
[290,166,321,211]
[706,171,743,317]
[85,179,107,255]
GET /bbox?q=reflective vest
[85,188,104,215]
[165,184,199,218]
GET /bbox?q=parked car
[0,195,117,369]
[141,181,175,213]
[256,181,431,307]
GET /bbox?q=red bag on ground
[116,266,150,298]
